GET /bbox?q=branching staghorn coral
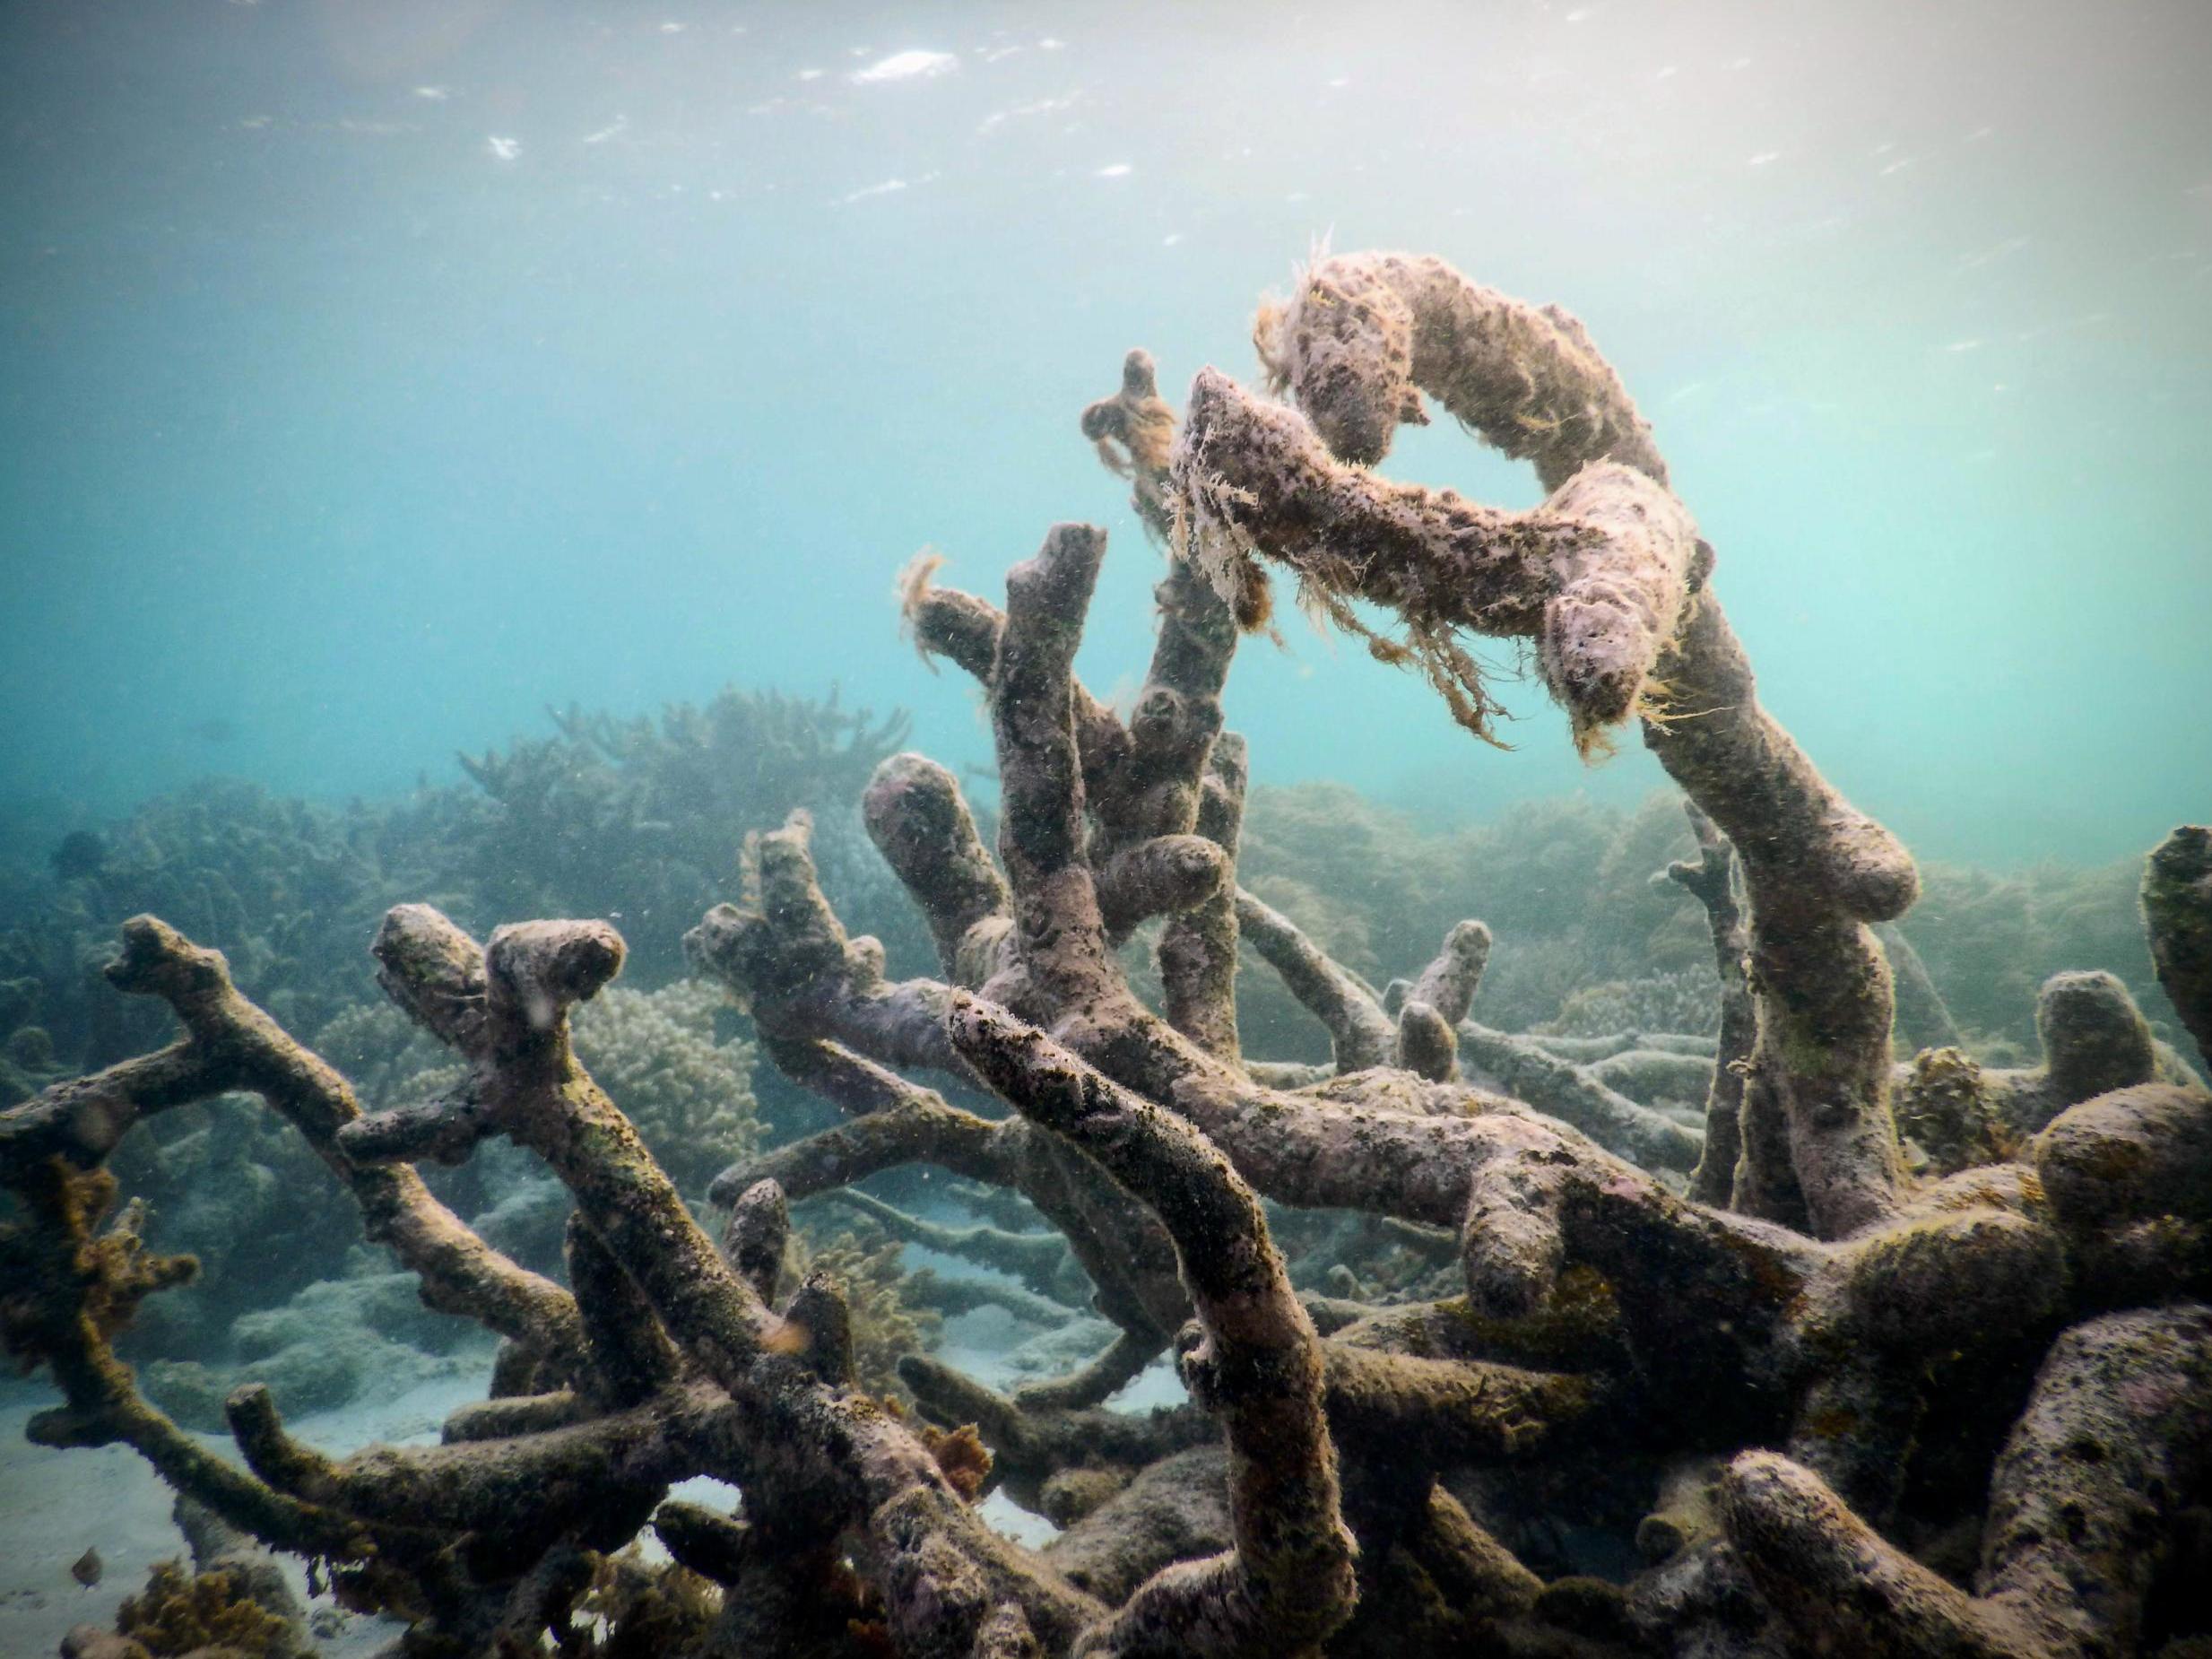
[1193,248,1918,1241]
[1653,801,1756,1203]
[685,495,2210,1646]
[9,259,2211,1659]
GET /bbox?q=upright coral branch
[2144,824,2212,1071]
[1159,736,1247,1063]
[948,993,1358,1659]
[1389,920,1491,1082]
[1642,590,1915,1237]
[863,751,1014,986]
[1073,349,1252,1064]
[1658,801,1755,1205]
[990,523,1123,1015]
[904,352,1251,1061]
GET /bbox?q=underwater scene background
[3,4,2211,1658]
[4,0,2209,856]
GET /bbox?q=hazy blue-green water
[4,0,2208,863]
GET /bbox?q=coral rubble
[4,248,2208,1659]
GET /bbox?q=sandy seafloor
[0,1243,1184,1657]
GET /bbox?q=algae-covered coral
[4,249,2208,1659]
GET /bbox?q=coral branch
[1721,1302,2212,1659]
[1,1160,368,1563]
[1456,1021,1705,1171]
[991,523,1122,1018]
[2030,1081,2212,1306]
[362,906,1109,1655]
[721,1178,791,1303]
[1895,971,2164,1168]
[1390,920,1491,1082]
[863,751,1014,985]
[948,993,1358,1657]
[1042,1447,1235,1603]
[707,1048,1014,1205]
[1659,801,1756,1204]
[1643,592,1914,1237]
[1011,1327,1165,1413]
[225,1379,682,1550]
[1160,735,1246,1061]
[1175,368,1698,749]
[1221,248,1919,1238]
[1233,888,1395,1073]
[689,830,1193,1347]
[14,915,585,1371]
[902,1353,1217,1520]
[1095,834,1232,942]
[1253,250,1668,489]
[687,813,971,1083]
[819,1187,1079,1303]
[2144,824,2212,1070]
[1404,919,1491,1033]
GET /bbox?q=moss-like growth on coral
[779,1221,941,1403]
[2,1166,197,1373]
[103,1558,299,1659]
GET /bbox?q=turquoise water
[4,0,2207,864]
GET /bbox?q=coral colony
[5,253,2208,1658]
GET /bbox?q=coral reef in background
[2,251,2206,1659]
[0,779,447,1078]
[1909,855,2165,1052]
[454,687,918,980]
[0,686,917,1087]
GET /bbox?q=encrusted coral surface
[4,249,2207,1659]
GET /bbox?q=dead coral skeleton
[4,250,2209,1659]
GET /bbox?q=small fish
[71,1547,101,1587]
